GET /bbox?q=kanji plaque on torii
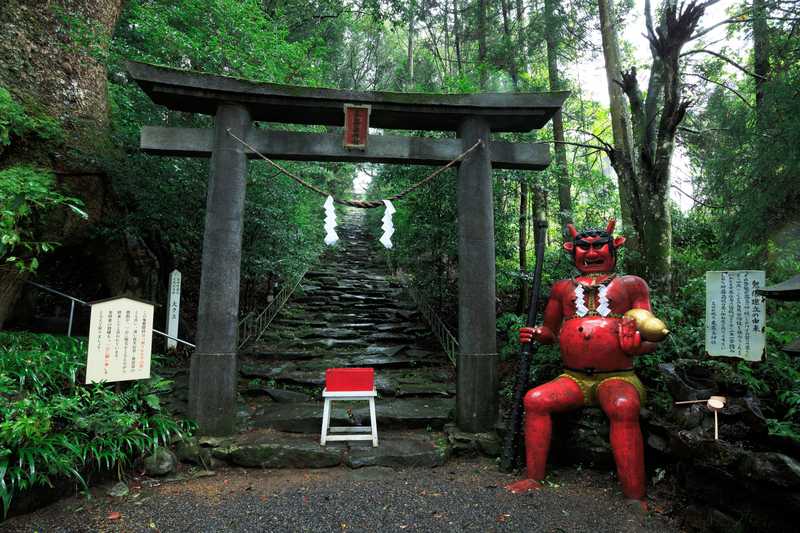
[343,104,370,150]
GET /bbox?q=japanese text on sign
[706,271,766,361]
[86,297,154,383]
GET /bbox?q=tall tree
[597,0,639,264]
[478,0,488,89]
[0,0,126,327]
[407,0,416,88]
[544,0,572,233]
[752,0,770,115]
[597,0,714,290]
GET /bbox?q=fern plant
[0,332,191,518]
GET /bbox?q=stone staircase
[170,207,479,469]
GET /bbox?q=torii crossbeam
[128,61,567,436]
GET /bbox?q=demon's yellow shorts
[559,369,646,406]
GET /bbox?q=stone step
[241,364,454,397]
[253,398,455,433]
[239,349,328,360]
[297,327,361,340]
[282,338,370,350]
[185,429,448,470]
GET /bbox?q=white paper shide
[86,297,154,384]
[379,200,395,249]
[323,195,339,246]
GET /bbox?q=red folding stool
[321,368,378,447]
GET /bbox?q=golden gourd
[623,308,670,342]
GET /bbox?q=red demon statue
[506,220,665,507]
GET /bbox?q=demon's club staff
[506,220,669,509]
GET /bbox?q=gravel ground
[3,458,684,533]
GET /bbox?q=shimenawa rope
[225,129,483,209]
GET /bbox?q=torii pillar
[188,103,250,434]
[127,61,567,436]
[456,118,497,431]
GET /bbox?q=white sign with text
[705,271,766,361]
[166,270,181,350]
[86,297,154,383]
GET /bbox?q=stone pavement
[3,458,683,533]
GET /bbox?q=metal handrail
[26,280,87,337]
[24,280,196,347]
[399,277,459,367]
[237,269,308,349]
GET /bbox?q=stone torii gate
[128,61,567,436]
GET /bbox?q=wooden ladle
[675,396,728,440]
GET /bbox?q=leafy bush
[0,165,87,272]
[0,332,190,517]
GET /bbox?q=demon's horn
[567,223,578,238]
[605,218,616,235]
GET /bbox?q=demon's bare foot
[505,478,543,493]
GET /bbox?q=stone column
[189,103,250,435]
[456,117,498,432]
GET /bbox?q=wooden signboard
[86,297,154,383]
[705,271,766,361]
[343,104,370,150]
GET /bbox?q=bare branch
[644,0,657,43]
[535,139,609,153]
[681,48,768,79]
[569,129,614,151]
[670,183,725,209]
[684,72,754,108]
[692,11,749,40]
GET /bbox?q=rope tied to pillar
[225,129,483,209]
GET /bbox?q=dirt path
[3,458,683,533]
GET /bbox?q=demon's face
[563,220,626,274]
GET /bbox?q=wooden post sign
[166,269,181,350]
[86,297,154,384]
[343,104,370,150]
[705,271,766,361]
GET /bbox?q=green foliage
[113,0,326,84]
[0,87,62,152]
[0,165,87,272]
[0,332,190,517]
[370,159,459,318]
[497,312,526,362]
[96,0,340,311]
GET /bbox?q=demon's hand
[618,316,642,354]
[520,326,553,344]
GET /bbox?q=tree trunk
[640,191,672,289]
[0,0,126,328]
[478,0,488,89]
[407,1,415,88]
[454,0,463,75]
[444,0,451,78]
[0,270,28,329]
[598,0,709,291]
[598,0,644,275]
[752,0,770,116]
[501,0,518,89]
[544,0,572,235]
